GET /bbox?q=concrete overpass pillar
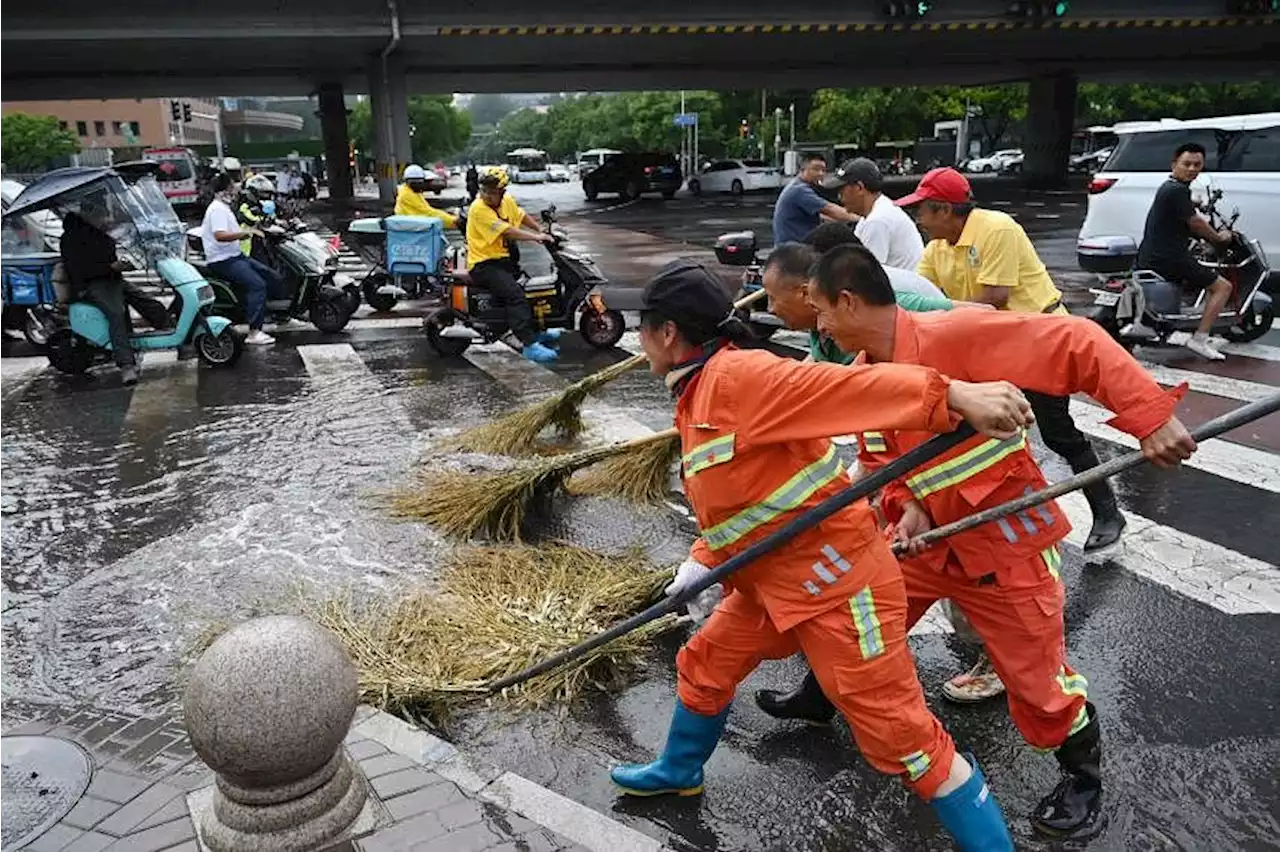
[367,54,411,205]
[1023,73,1078,190]
[317,83,352,205]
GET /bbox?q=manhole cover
[1,736,93,851]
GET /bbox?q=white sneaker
[1207,335,1229,349]
[1185,335,1225,361]
[245,329,276,346]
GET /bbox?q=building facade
[2,98,221,149]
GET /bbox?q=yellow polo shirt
[394,184,458,229]
[466,194,527,269]
[917,208,1065,314]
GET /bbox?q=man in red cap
[895,167,1127,557]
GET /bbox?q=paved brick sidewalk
[2,701,660,852]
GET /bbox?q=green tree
[2,113,80,171]
[346,96,471,164]
[466,93,517,128]
[807,88,934,148]
[1078,82,1280,124]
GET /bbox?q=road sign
[673,113,698,127]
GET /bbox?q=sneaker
[245,329,276,346]
[1207,335,1229,349]
[1185,335,1226,361]
[119,365,140,386]
[522,341,559,363]
[941,655,1006,704]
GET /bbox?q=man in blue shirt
[771,153,857,244]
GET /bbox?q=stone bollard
[184,616,369,851]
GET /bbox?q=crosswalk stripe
[1135,361,1272,403]
[1221,341,1280,362]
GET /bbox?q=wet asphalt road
[3,178,1279,851]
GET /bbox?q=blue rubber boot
[929,758,1014,852]
[523,341,559,363]
[611,702,729,796]
[535,328,563,346]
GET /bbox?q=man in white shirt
[201,172,283,345]
[824,158,924,271]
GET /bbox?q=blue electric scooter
[2,163,243,375]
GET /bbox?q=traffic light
[170,101,181,122]
[1006,1,1070,16]
[182,103,193,123]
[882,1,932,16]
[1227,0,1279,13]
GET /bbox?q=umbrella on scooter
[486,393,1280,693]
[442,289,769,457]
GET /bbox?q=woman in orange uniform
[610,259,1035,851]
[803,244,1196,840]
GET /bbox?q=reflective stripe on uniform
[1042,546,1062,581]
[905,432,1026,500]
[1067,703,1091,737]
[702,445,845,550]
[861,430,888,452]
[849,585,884,659]
[1056,666,1088,699]
[900,750,931,782]
[682,433,736,477]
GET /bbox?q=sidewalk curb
[353,708,668,852]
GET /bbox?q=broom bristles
[442,353,647,457]
[305,543,678,730]
[568,433,681,504]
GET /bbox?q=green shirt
[808,290,953,365]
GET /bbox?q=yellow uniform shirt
[466,194,528,269]
[917,208,1065,314]
[394,184,458,229]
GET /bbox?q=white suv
[1078,113,1280,268]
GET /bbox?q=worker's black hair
[800,151,827,166]
[802,221,863,254]
[639,308,756,347]
[763,241,818,283]
[812,244,897,307]
[212,172,234,193]
[1173,142,1207,161]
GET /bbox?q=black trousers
[79,277,172,367]
[469,259,536,346]
[1024,390,1095,464]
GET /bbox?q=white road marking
[124,352,198,431]
[1135,361,1273,404]
[1,356,51,400]
[1026,201,1046,207]
[1221,341,1280,362]
[1035,214,1062,220]
[1067,398,1280,494]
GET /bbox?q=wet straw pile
[568,432,681,505]
[440,354,647,457]
[306,543,676,729]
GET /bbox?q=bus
[142,147,201,209]
[506,148,549,184]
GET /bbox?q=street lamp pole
[774,106,783,168]
[789,102,796,150]
[759,90,767,159]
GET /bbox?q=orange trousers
[902,546,1090,751]
[677,557,957,799]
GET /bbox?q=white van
[1077,113,1280,267]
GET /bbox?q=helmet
[403,164,427,181]
[478,166,509,190]
[244,174,275,200]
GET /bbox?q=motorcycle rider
[201,172,284,346]
[1135,142,1234,361]
[898,167,1127,555]
[465,167,560,363]
[465,162,480,203]
[395,164,458,228]
[59,190,173,385]
[237,174,276,261]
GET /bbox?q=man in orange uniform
[805,244,1197,840]
[611,259,1036,851]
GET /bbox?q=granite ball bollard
[184,616,369,852]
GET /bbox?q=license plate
[1092,291,1120,306]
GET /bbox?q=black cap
[641,259,733,342]
[822,157,883,192]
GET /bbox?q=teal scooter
[2,163,243,375]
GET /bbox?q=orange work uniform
[674,345,965,799]
[853,308,1182,750]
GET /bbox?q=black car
[582,153,682,201]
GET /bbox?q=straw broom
[443,289,769,457]
[305,543,679,730]
[390,429,681,541]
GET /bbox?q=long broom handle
[896,391,1280,553]
[487,423,978,693]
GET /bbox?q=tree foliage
[347,96,472,164]
[2,113,80,171]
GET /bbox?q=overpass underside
[3,2,1278,99]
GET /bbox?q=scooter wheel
[1226,302,1274,343]
[342,285,363,315]
[363,275,398,313]
[579,308,626,349]
[425,319,472,357]
[309,298,351,334]
[46,328,91,374]
[196,326,244,368]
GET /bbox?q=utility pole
[774,107,783,168]
[759,90,767,159]
[680,90,687,177]
[191,103,225,160]
[789,102,796,150]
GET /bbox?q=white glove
[665,559,723,624]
